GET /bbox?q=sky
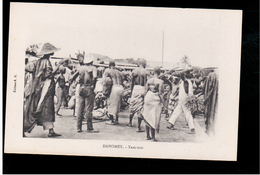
[10,3,242,68]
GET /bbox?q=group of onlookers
[23,42,218,141]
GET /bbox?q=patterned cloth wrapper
[129,85,146,114]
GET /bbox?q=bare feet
[136,128,145,132]
[48,132,62,137]
[86,130,99,133]
[146,136,152,140]
[106,122,116,125]
[55,113,62,118]
[188,129,196,134]
[167,125,175,130]
[55,112,62,116]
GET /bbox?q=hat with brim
[36,43,60,56]
[83,53,94,64]
[204,67,218,70]
[173,67,184,71]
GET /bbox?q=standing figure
[167,76,180,119]
[103,61,124,125]
[23,43,62,137]
[158,73,173,119]
[24,58,34,101]
[69,52,99,133]
[142,67,165,141]
[55,65,66,116]
[167,69,196,134]
[203,71,218,136]
[63,62,71,107]
[24,58,29,86]
[162,84,171,118]
[127,58,149,132]
[67,79,77,117]
[68,65,77,101]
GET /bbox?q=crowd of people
[23,42,219,141]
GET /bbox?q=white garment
[42,121,54,130]
[168,102,195,129]
[75,84,81,117]
[178,79,193,103]
[107,85,124,116]
[168,79,195,129]
[37,79,51,111]
[94,78,103,93]
[64,67,72,82]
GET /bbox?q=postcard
[5,2,242,161]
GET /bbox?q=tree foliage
[25,44,40,56]
[180,55,191,66]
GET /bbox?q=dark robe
[23,58,55,132]
[203,72,218,133]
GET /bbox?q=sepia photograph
[5,2,242,161]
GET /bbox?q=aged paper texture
[5,2,242,161]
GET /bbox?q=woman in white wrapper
[142,66,165,141]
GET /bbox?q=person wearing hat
[127,58,149,132]
[167,68,196,134]
[103,61,124,125]
[55,65,67,116]
[23,42,62,137]
[69,51,99,133]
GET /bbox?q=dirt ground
[25,108,209,143]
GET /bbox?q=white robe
[168,79,195,129]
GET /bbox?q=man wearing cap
[167,69,196,134]
[23,43,62,137]
[69,52,99,133]
[103,61,124,125]
[127,58,149,132]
